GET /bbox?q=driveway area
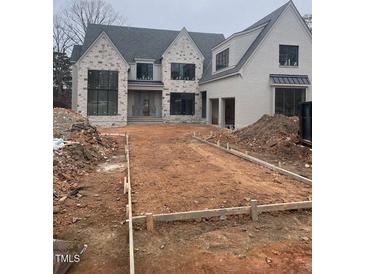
[101,124,311,215]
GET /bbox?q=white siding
[200,4,312,129]
[211,26,263,74]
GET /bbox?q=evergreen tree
[53,51,72,108]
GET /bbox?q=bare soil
[134,211,312,274]
[102,124,312,215]
[53,136,129,274]
[203,114,312,179]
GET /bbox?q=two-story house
[70,1,311,128]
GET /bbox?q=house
[70,1,311,128]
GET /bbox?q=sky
[53,0,311,37]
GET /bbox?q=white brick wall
[73,33,129,127]
[161,30,204,123]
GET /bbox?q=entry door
[143,99,150,116]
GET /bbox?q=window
[275,88,305,116]
[136,63,153,80]
[216,48,229,71]
[171,63,195,80]
[279,45,299,66]
[201,91,207,118]
[87,70,118,116]
[170,93,195,115]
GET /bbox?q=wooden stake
[146,213,154,232]
[123,177,128,194]
[217,140,220,146]
[126,205,129,219]
[226,143,230,150]
[250,199,258,222]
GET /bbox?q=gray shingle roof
[270,74,311,85]
[70,45,82,63]
[199,1,292,84]
[70,24,225,72]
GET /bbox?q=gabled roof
[70,45,82,63]
[70,24,225,71]
[200,1,295,84]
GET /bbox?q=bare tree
[61,0,126,46]
[303,14,312,31]
[53,15,72,53]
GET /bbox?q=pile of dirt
[206,114,311,164]
[53,108,117,197]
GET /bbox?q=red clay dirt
[101,124,312,215]
[133,211,312,274]
[53,135,129,274]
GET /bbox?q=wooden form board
[129,201,312,224]
[125,134,135,274]
[192,135,312,185]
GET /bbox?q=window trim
[136,62,154,81]
[279,45,299,67]
[170,63,196,81]
[216,48,229,71]
[87,70,118,116]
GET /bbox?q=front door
[143,99,150,116]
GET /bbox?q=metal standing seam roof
[70,24,225,72]
[270,74,311,85]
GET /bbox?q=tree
[53,52,72,108]
[59,0,126,48]
[303,14,312,31]
[53,15,72,53]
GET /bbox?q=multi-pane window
[170,93,195,115]
[171,63,195,80]
[137,63,153,80]
[87,70,118,116]
[279,45,299,66]
[275,88,305,116]
[216,48,229,70]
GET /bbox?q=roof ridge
[86,23,224,36]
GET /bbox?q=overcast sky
[54,0,311,37]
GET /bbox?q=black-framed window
[171,63,195,80]
[87,70,118,116]
[216,48,229,70]
[136,63,153,80]
[170,93,195,115]
[279,45,299,66]
[275,88,305,116]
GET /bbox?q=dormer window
[216,48,229,71]
[279,45,299,66]
[137,63,153,80]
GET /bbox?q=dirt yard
[134,211,312,274]
[54,122,312,273]
[53,135,130,274]
[101,124,312,215]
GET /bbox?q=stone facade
[73,33,129,127]
[161,30,204,123]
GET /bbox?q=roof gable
[162,27,204,60]
[72,24,224,71]
[200,1,300,84]
[75,31,129,68]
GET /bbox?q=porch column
[218,98,224,128]
[207,98,212,124]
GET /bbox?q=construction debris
[205,114,312,177]
[53,108,117,197]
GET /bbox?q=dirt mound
[53,108,117,197]
[206,114,311,166]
